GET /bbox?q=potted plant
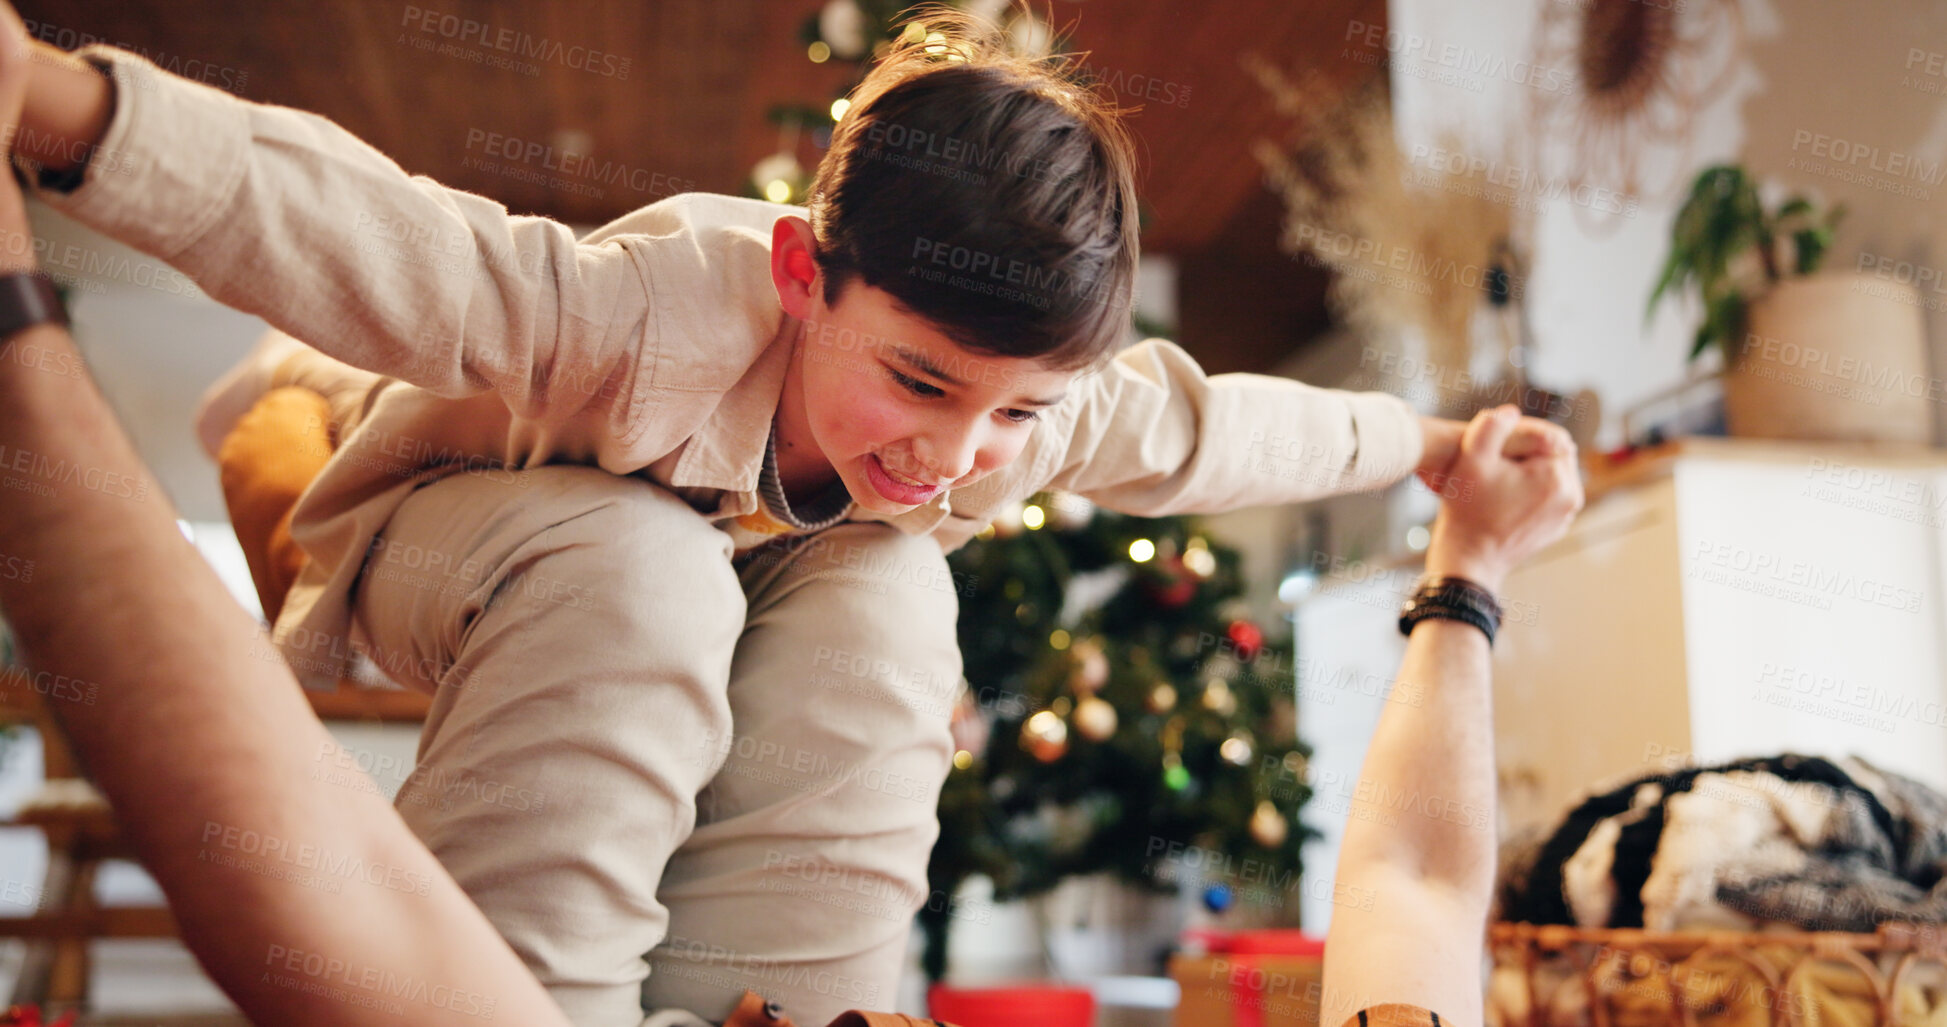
[1647,164,1929,443]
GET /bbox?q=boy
[11,9,1519,1024]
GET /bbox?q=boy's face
[784,281,1079,515]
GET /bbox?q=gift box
[926,983,1095,1027]
[1170,929,1326,1027]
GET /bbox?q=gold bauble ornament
[1020,709,1069,762]
[1250,800,1289,847]
[1073,695,1119,741]
[1069,639,1110,693]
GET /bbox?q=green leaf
[1793,227,1829,275]
[1646,245,1689,322]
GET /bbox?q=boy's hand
[1422,404,1583,593]
[0,0,33,273]
[1416,411,1573,493]
[0,2,115,178]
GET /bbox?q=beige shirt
[35,46,1425,689]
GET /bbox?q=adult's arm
[1318,406,1583,1027]
[0,211,569,1027]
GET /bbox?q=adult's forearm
[0,322,568,1025]
[19,43,113,171]
[1336,617,1497,902]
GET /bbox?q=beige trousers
[343,465,961,1026]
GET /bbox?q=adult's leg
[353,465,747,1027]
[644,524,963,1024]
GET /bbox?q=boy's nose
[913,426,980,483]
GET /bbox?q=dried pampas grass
[1247,55,1524,385]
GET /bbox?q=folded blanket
[1504,754,1947,932]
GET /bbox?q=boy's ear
[770,216,821,321]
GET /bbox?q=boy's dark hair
[805,5,1141,371]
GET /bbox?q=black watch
[1398,574,1504,646]
[0,273,69,343]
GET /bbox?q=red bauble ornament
[1143,555,1198,608]
[1227,619,1263,661]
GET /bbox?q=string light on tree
[1219,729,1255,766]
[1250,800,1290,848]
[817,0,870,60]
[1147,682,1177,714]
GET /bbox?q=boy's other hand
[1421,404,1583,593]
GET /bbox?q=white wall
[1387,0,1946,449]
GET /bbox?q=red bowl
[926,983,1096,1027]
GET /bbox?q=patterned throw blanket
[1502,754,1947,931]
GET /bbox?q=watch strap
[1398,575,1503,646]
[0,273,69,343]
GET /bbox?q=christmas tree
[923,495,1314,980]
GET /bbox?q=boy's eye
[889,368,945,398]
[889,366,1039,424]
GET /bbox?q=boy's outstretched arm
[1319,406,1582,1027]
[1033,337,1541,515]
[0,115,571,1027]
[1,3,668,426]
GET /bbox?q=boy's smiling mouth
[864,453,945,505]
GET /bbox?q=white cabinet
[1294,439,1947,932]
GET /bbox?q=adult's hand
[1421,404,1583,594]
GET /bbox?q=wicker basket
[1487,922,1947,1027]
